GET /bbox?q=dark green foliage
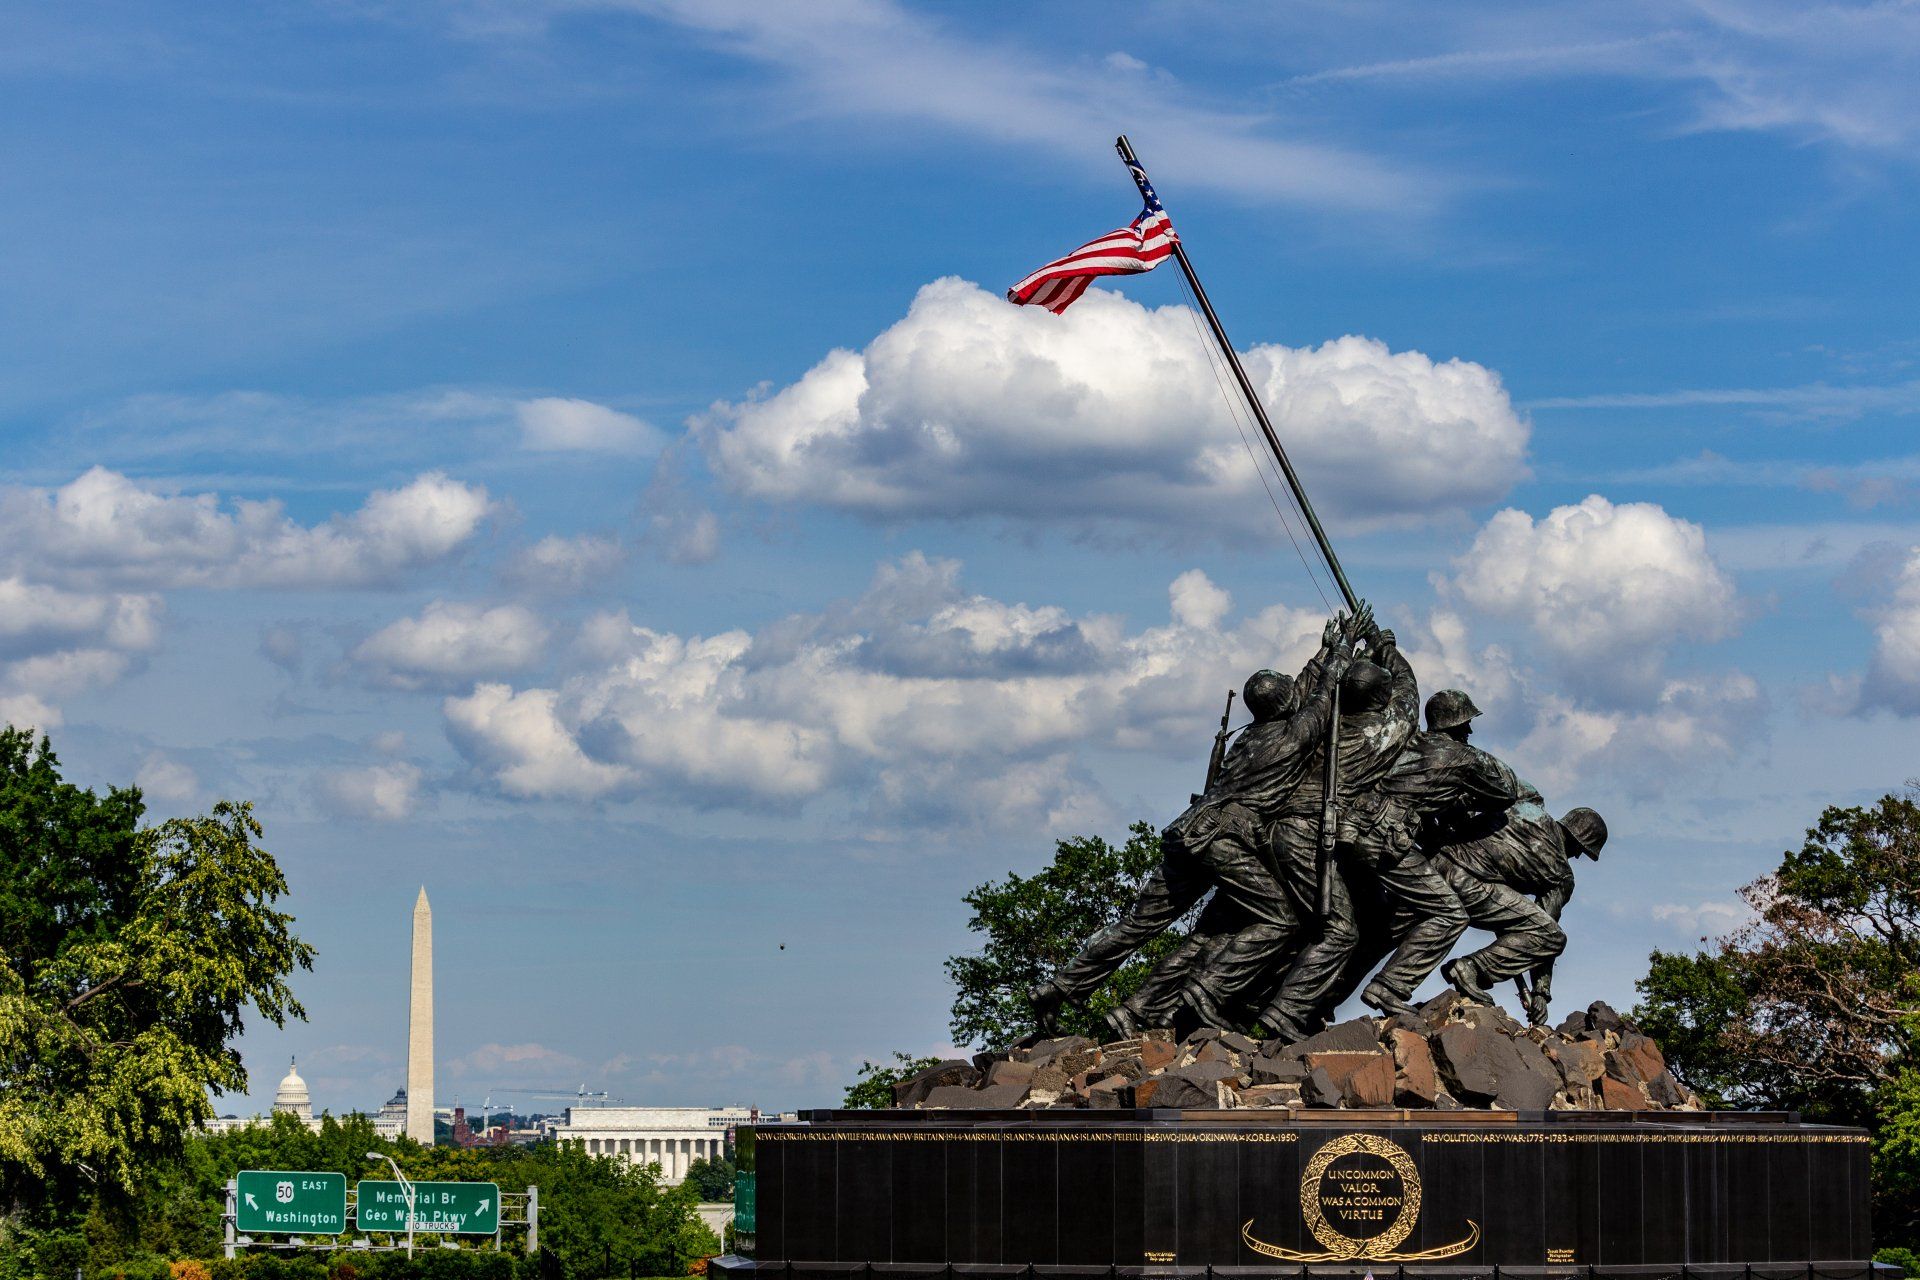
[1633,787,1920,1251]
[200,1256,519,1280]
[210,1258,329,1280]
[680,1156,734,1203]
[1877,1247,1920,1277]
[0,728,145,989]
[0,729,315,1206]
[1630,950,1755,1107]
[521,1143,715,1274]
[944,821,1184,1048]
[1876,1068,1920,1256]
[841,1054,941,1109]
[0,732,716,1279]
[0,1120,719,1280]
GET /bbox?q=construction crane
[495,1084,623,1109]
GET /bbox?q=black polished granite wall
[722,1110,1874,1274]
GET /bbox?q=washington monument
[407,886,434,1143]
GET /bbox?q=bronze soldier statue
[1417,695,1606,1025]
[1028,609,1363,1039]
[1253,620,1492,1033]
[1023,653,1602,1044]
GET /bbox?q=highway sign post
[235,1171,347,1235]
[356,1180,501,1235]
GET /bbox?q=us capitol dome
[273,1057,314,1122]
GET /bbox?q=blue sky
[4,0,1918,1116]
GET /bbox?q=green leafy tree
[841,1053,941,1109]
[1875,1062,1920,1259]
[527,1142,716,1273]
[944,821,1184,1049]
[681,1155,735,1203]
[1630,949,1757,1107]
[0,730,314,1208]
[4,1119,722,1279]
[1633,787,1920,1249]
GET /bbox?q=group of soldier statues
[1029,602,1608,1044]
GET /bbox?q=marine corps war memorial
[713,138,1887,1280]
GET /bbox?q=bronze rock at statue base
[892,999,1698,1112]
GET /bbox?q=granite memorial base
[714,1109,1890,1280]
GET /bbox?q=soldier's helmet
[1243,669,1294,722]
[1559,807,1608,860]
[1340,660,1393,713]
[1425,688,1481,733]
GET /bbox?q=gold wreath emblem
[1241,1132,1480,1262]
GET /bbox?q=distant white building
[203,1059,323,1134]
[274,1058,315,1122]
[549,1106,752,1183]
[372,1087,409,1139]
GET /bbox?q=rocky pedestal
[716,1001,1887,1279]
[891,999,1696,1115]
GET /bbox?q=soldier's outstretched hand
[1347,599,1375,643]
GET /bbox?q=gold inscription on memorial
[1241,1133,1480,1263]
[1142,1251,1175,1262]
[1547,1248,1577,1263]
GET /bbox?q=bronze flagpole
[1114,134,1359,616]
[1115,135,1355,916]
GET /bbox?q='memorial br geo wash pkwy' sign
[355,1180,501,1234]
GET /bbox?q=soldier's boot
[1180,983,1232,1033]
[1027,978,1069,1032]
[1169,1001,1210,1041]
[1442,956,1495,1006]
[1102,1004,1143,1042]
[1254,1007,1313,1046]
[1360,981,1421,1020]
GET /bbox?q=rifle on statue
[1197,689,1237,800]
[1317,684,1341,917]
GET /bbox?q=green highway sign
[355,1180,501,1235]
[236,1170,347,1235]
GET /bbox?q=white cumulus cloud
[1853,544,1920,716]
[444,553,1328,829]
[0,576,162,730]
[136,752,199,803]
[1517,672,1768,793]
[501,533,627,594]
[315,761,427,821]
[1446,494,1740,697]
[1651,899,1751,940]
[700,279,1529,538]
[0,468,494,590]
[353,601,550,690]
[516,397,665,454]
[0,576,161,658]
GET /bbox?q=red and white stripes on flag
[1006,206,1178,314]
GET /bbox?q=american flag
[1007,174,1178,314]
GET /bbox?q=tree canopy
[841,1053,942,1109]
[681,1154,736,1203]
[1633,787,1920,1253]
[0,729,314,1207]
[943,821,1184,1048]
[2,1111,722,1280]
